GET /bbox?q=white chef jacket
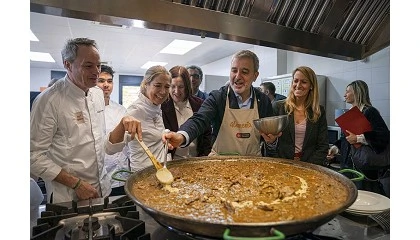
[104,100,129,188]
[30,76,113,203]
[127,93,171,171]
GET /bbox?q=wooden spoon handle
[136,136,163,170]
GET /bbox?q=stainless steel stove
[31,196,150,240]
[31,195,390,240]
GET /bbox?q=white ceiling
[30,12,255,75]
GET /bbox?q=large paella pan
[119,156,359,238]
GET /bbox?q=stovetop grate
[31,196,150,240]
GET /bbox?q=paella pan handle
[223,228,285,240]
[111,169,133,182]
[338,169,365,182]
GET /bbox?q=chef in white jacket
[127,65,172,171]
[97,64,130,196]
[30,38,142,203]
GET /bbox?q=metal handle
[163,129,170,168]
[111,169,133,182]
[223,228,285,240]
[338,169,365,182]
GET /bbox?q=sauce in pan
[132,159,348,223]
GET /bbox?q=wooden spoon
[135,135,174,185]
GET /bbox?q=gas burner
[81,216,100,232]
[61,212,125,240]
[31,196,150,240]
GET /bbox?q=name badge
[75,111,85,124]
[236,132,250,138]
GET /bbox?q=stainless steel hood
[30,0,389,61]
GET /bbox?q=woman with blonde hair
[265,66,328,165]
[127,65,171,171]
[327,80,390,197]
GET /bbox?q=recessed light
[30,52,55,63]
[141,61,168,69]
[132,20,145,28]
[159,39,201,55]
[30,30,39,42]
[92,21,128,29]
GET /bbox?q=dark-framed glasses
[190,74,200,79]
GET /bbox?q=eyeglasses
[190,74,200,79]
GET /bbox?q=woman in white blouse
[127,65,171,171]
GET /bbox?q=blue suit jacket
[195,90,208,100]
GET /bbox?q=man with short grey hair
[165,50,274,156]
[30,37,142,203]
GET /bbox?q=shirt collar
[65,75,89,97]
[174,99,191,111]
[232,87,254,108]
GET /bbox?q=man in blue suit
[187,65,209,100]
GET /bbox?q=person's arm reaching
[106,115,142,155]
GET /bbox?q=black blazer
[161,96,212,157]
[268,101,329,165]
[336,106,390,171]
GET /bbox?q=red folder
[335,106,372,136]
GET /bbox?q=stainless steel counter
[136,206,390,240]
[35,196,389,240]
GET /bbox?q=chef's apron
[210,89,261,156]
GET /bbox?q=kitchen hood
[30,0,389,61]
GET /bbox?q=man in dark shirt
[186,65,208,100]
[165,50,275,156]
[260,82,286,103]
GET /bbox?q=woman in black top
[327,80,390,197]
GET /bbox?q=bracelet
[72,178,82,190]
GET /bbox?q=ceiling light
[159,39,202,55]
[92,21,128,29]
[30,52,55,63]
[141,61,168,69]
[30,30,39,41]
[132,20,145,28]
